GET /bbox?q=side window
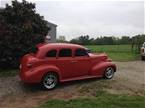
[75,49,88,57]
[59,49,72,57]
[46,49,57,57]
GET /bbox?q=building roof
[0,8,4,12]
[47,21,57,27]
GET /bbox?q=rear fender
[27,65,61,83]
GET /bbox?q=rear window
[46,50,57,57]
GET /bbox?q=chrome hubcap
[43,74,57,89]
[105,67,114,79]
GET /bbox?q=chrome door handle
[71,60,78,63]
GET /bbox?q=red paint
[19,43,116,83]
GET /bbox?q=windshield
[86,49,91,53]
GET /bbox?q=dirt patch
[107,61,145,95]
[0,61,145,108]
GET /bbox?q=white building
[45,21,57,43]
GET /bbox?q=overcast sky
[0,0,144,40]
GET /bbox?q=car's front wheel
[104,67,114,79]
[41,73,58,90]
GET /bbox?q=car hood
[89,53,110,62]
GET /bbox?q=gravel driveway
[0,61,145,108]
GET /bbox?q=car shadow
[21,77,104,92]
[58,77,104,88]
[20,82,42,92]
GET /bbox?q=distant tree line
[69,34,145,53]
[131,34,145,52]
[57,34,145,52]
[69,35,145,45]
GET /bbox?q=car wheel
[41,73,58,90]
[104,67,114,79]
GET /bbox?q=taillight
[26,58,38,68]
[19,64,22,69]
[27,62,33,68]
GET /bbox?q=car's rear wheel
[104,67,114,79]
[41,73,58,90]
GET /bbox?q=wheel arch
[41,71,60,83]
[30,65,62,83]
[91,62,116,76]
[109,64,116,72]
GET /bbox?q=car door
[39,49,58,67]
[57,48,75,79]
[73,48,91,77]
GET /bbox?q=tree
[70,35,91,45]
[70,38,80,44]
[0,0,50,68]
[70,35,145,47]
[132,34,145,53]
[57,36,67,42]
[94,36,114,45]
[119,36,131,44]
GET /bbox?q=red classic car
[19,43,116,90]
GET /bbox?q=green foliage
[119,36,131,44]
[95,36,114,45]
[0,69,18,77]
[57,36,68,43]
[70,35,94,45]
[132,34,145,53]
[38,93,145,108]
[70,35,145,46]
[0,0,50,68]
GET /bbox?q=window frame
[45,49,57,58]
[58,48,73,58]
[74,48,89,57]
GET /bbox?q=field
[39,93,145,108]
[85,45,139,61]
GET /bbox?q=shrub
[0,0,50,68]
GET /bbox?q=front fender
[90,62,116,76]
[23,65,61,83]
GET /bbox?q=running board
[60,75,102,82]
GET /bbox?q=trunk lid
[20,54,36,73]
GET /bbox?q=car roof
[38,43,86,50]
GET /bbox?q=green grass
[38,93,145,108]
[85,45,139,61]
[0,69,18,77]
